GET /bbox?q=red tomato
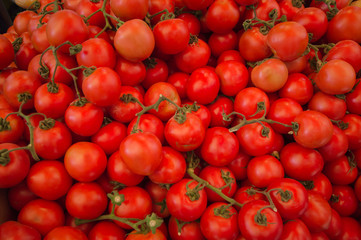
[323,155,358,185]
[324,209,342,239]
[308,91,347,120]
[330,185,358,217]
[144,181,170,218]
[110,0,148,21]
[64,141,107,182]
[7,181,38,211]
[65,182,108,220]
[127,113,165,143]
[76,38,116,68]
[0,221,41,240]
[317,125,349,162]
[114,56,146,86]
[149,146,186,184]
[346,79,361,115]
[13,10,37,35]
[234,87,270,119]
[76,0,107,28]
[46,10,89,53]
[279,73,314,105]
[280,142,324,181]
[119,132,162,176]
[227,151,250,181]
[18,199,65,236]
[336,217,361,239]
[239,27,272,62]
[166,179,208,222]
[44,226,87,240]
[27,160,72,201]
[125,229,166,240]
[0,143,30,188]
[342,113,361,150]
[0,35,14,69]
[200,202,239,240]
[0,109,25,143]
[109,186,152,229]
[207,95,234,127]
[114,19,155,62]
[247,155,284,188]
[164,112,206,152]
[325,40,361,73]
[88,221,126,240]
[300,191,332,233]
[280,219,311,240]
[208,31,238,57]
[178,13,201,36]
[238,200,283,240]
[168,215,205,240]
[215,60,248,96]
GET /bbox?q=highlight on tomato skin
[1,0,361,239]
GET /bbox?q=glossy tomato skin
[7,181,38,211]
[279,73,314,105]
[330,185,358,217]
[0,221,41,240]
[317,125,349,162]
[18,199,65,236]
[144,181,170,218]
[114,19,155,62]
[293,110,334,149]
[165,112,206,152]
[65,182,108,220]
[43,226,87,240]
[200,127,239,167]
[125,229,166,240]
[166,179,208,222]
[280,219,311,240]
[46,10,89,53]
[0,143,30,188]
[76,38,116,68]
[280,142,324,181]
[0,35,14,69]
[336,217,361,239]
[239,27,272,62]
[33,120,73,160]
[64,141,107,182]
[0,109,25,143]
[325,40,361,73]
[346,79,361,115]
[127,113,165,144]
[324,209,342,239]
[207,95,234,127]
[88,221,126,240]
[238,200,283,240]
[142,58,169,89]
[342,113,361,150]
[323,155,358,185]
[308,91,347,121]
[168,215,205,240]
[26,160,73,201]
[110,0,148,21]
[109,186,152,229]
[200,202,239,240]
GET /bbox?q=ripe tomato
[114,19,155,62]
[44,226,87,240]
[279,73,314,105]
[208,31,238,58]
[46,10,89,53]
[280,219,311,240]
[168,215,205,240]
[323,155,358,185]
[200,202,239,240]
[65,182,108,220]
[215,60,248,96]
[324,209,342,239]
[144,181,170,218]
[27,160,73,201]
[317,125,349,162]
[166,179,208,222]
[207,95,234,127]
[234,87,270,119]
[76,0,107,28]
[346,79,361,115]
[88,221,126,240]
[0,35,14,69]
[110,0,148,21]
[125,229,166,240]
[0,109,25,143]
[0,221,41,240]
[127,113,165,143]
[114,56,146,86]
[280,142,324,181]
[76,38,116,68]
[238,200,283,240]
[164,112,206,152]
[342,113,361,150]
[18,199,65,236]
[64,141,107,182]
[325,40,361,73]
[119,132,162,176]
[239,27,272,62]
[336,217,361,240]
[7,181,38,211]
[308,91,347,120]
[330,185,358,217]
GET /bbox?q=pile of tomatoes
[1,0,361,239]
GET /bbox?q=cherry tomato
[0,221,41,240]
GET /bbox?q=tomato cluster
[1,0,361,239]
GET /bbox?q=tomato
[207,95,234,127]
[279,73,314,105]
[174,38,211,73]
[227,151,250,181]
[300,191,332,233]
[76,38,116,68]
[44,226,87,240]
[238,200,283,240]
[109,186,152,229]
[292,7,328,43]
[0,143,30,188]
[144,82,181,122]
[76,0,107,28]
[336,217,361,239]
[114,56,146,86]
[64,101,104,137]
[280,219,311,240]
[293,110,334,149]
[238,27,272,62]
[279,0,305,20]
[327,6,361,44]
[168,215,205,240]
[178,13,201,36]
[342,113,361,150]
[251,58,288,92]
[119,132,162,176]
[215,60,248,97]
[65,182,108,220]
[141,58,169,89]
[0,221,41,240]
[324,155,358,185]
[127,113,165,143]
[3,70,41,110]
[144,181,170,218]
[0,35,14,69]
[0,109,25,143]
[205,0,240,34]
[200,127,239,166]
[280,142,324,181]
[88,221,126,240]
[125,229,166,240]
[217,50,245,65]
[8,181,38,211]
[164,112,206,152]
[247,155,284,188]
[149,146,186,184]
[317,125,349,162]
[308,91,347,121]
[200,202,239,240]
[324,209,342,239]
[234,87,270,119]
[46,10,89,53]
[208,31,238,58]
[166,179,208,222]
[64,141,107,182]
[64,213,95,235]
[91,121,127,155]
[325,40,361,73]
[355,175,361,202]
[330,185,358,217]
[315,59,356,95]
[13,10,37,35]
[26,160,72,201]
[236,122,277,157]
[148,0,175,25]
[114,19,155,62]
[233,186,267,210]
[153,18,190,55]
[346,79,361,115]
[107,151,144,186]
[244,0,280,22]
[110,0,148,21]
[18,199,65,236]
[183,0,214,10]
